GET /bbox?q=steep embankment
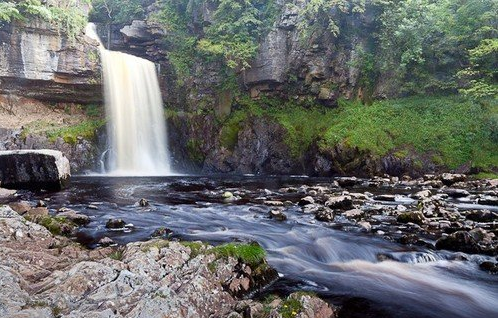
[169,95,497,177]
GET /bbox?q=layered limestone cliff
[0,18,101,103]
[0,14,103,173]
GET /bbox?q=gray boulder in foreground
[0,150,70,190]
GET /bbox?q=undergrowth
[218,95,497,171]
[45,119,105,144]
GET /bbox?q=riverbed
[16,175,498,318]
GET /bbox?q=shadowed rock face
[0,149,70,190]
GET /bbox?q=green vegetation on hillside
[148,0,278,84]
[84,0,497,99]
[0,0,88,42]
[219,95,497,171]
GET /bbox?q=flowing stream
[22,175,498,318]
[85,24,172,176]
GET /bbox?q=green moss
[35,216,75,236]
[186,139,205,163]
[219,110,249,150]
[473,172,498,179]
[109,248,124,261]
[217,94,497,170]
[209,242,266,266]
[318,95,498,170]
[279,298,303,318]
[180,241,208,258]
[45,119,105,144]
[141,240,170,252]
[84,104,102,118]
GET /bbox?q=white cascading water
[85,23,172,176]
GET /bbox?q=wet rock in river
[325,195,353,210]
[398,234,419,245]
[397,211,425,225]
[413,189,432,200]
[336,177,360,187]
[151,227,173,238]
[98,236,115,247]
[263,200,285,206]
[343,208,364,220]
[466,210,497,222]
[298,196,315,206]
[57,209,90,225]
[477,196,498,206]
[138,198,149,207]
[440,173,466,186]
[373,194,397,202]
[36,200,47,207]
[358,221,372,232]
[479,261,498,274]
[442,188,470,198]
[436,228,496,255]
[105,218,126,229]
[269,209,287,221]
[302,204,321,214]
[316,207,335,222]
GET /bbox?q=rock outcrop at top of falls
[0,149,70,190]
[0,19,101,104]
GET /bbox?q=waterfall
[85,23,172,176]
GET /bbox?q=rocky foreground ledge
[0,150,70,190]
[0,205,335,318]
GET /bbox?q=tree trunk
[107,23,111,50]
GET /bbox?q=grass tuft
[209,242,266,266]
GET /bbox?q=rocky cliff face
[0,15,104,173]
[0,1,448,176]
[0,19,102,103]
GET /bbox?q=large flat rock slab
[0,150,70,190]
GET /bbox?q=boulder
[440,173,466,186]
[316,207,335,222]
[269,209,287,221]
[0,150,70,190]
[343,209,364,220]
[478,196,498,206]
[298,196,315,206]
[466,210,497,222]
[105,218,126,229]
[397,211,425,225]
[57,209,90,225]
[8,201,31,215]
[325,195,353,210]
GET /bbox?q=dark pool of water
[18,175,498,318]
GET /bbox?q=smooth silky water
[85,24,172,176]
[17,175,498,318]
